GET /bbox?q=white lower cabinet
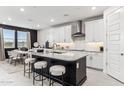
[87,55,93,67]
[86,53,103,70]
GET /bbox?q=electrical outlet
[77,63,79,69]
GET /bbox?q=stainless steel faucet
[52,43,57,50]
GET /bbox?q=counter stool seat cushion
[17,57,21,59]
[25,58,36,64]
[34,61,47,69]
[50,65,66,76]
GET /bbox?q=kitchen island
[31,49,88,86]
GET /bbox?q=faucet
[52,43,57,50]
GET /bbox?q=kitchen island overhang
[31,51,88,86]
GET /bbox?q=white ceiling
[0,6,108,30]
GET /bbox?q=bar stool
[33,61,47,86]
[49,65,66,86]
[24,58,36,78]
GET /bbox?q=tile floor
[0,61,123,86]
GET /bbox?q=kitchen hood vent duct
[72,20,85,37]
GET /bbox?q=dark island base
[77,76,87,86]
[32,55,87,86]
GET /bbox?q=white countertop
[31,49,88,62]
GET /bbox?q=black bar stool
[33,61,47,86]
[24,58,36,78]
[49,65,66,86]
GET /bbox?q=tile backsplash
[57,41,104,51]
[85,42,104,51]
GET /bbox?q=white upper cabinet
[59,26,70,43]
[85,19,104,42]
[64,25,73,43]
[94,19,104,42]
[52,25,72,43]
[40,25,73,43]
[59,27,64,42]
[54,27,60,43]
[85,21,94,42]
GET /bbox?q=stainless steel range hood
[72,20,85,37]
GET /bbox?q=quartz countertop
[29,48,103,53]
[67,49,103,53]
[31,49,88,62]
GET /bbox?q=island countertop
[31,49,88,62]
[30,49,87,86]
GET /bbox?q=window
[17,31,28,48]
[3,29,15,48]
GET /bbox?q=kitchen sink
[50,51,66,54]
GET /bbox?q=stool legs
[49,72,51,86]
[49,72,54,86]
[62,72,64,86]
[14,60,16,66]
[29,62,31,78]
[33,66,45,86]
[49,72,65,86]
[41,67,43,86]
[24,62,26,76]
[24,62,32,78]
[33,68,35,85]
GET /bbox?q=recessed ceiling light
[20,8,25,12]
[64,14,69,16]
[37,24,40,27]
[8,18,12,21]
[50,19,54,22]
[91,7,96,10]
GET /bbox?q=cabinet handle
[76,63,79,69]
